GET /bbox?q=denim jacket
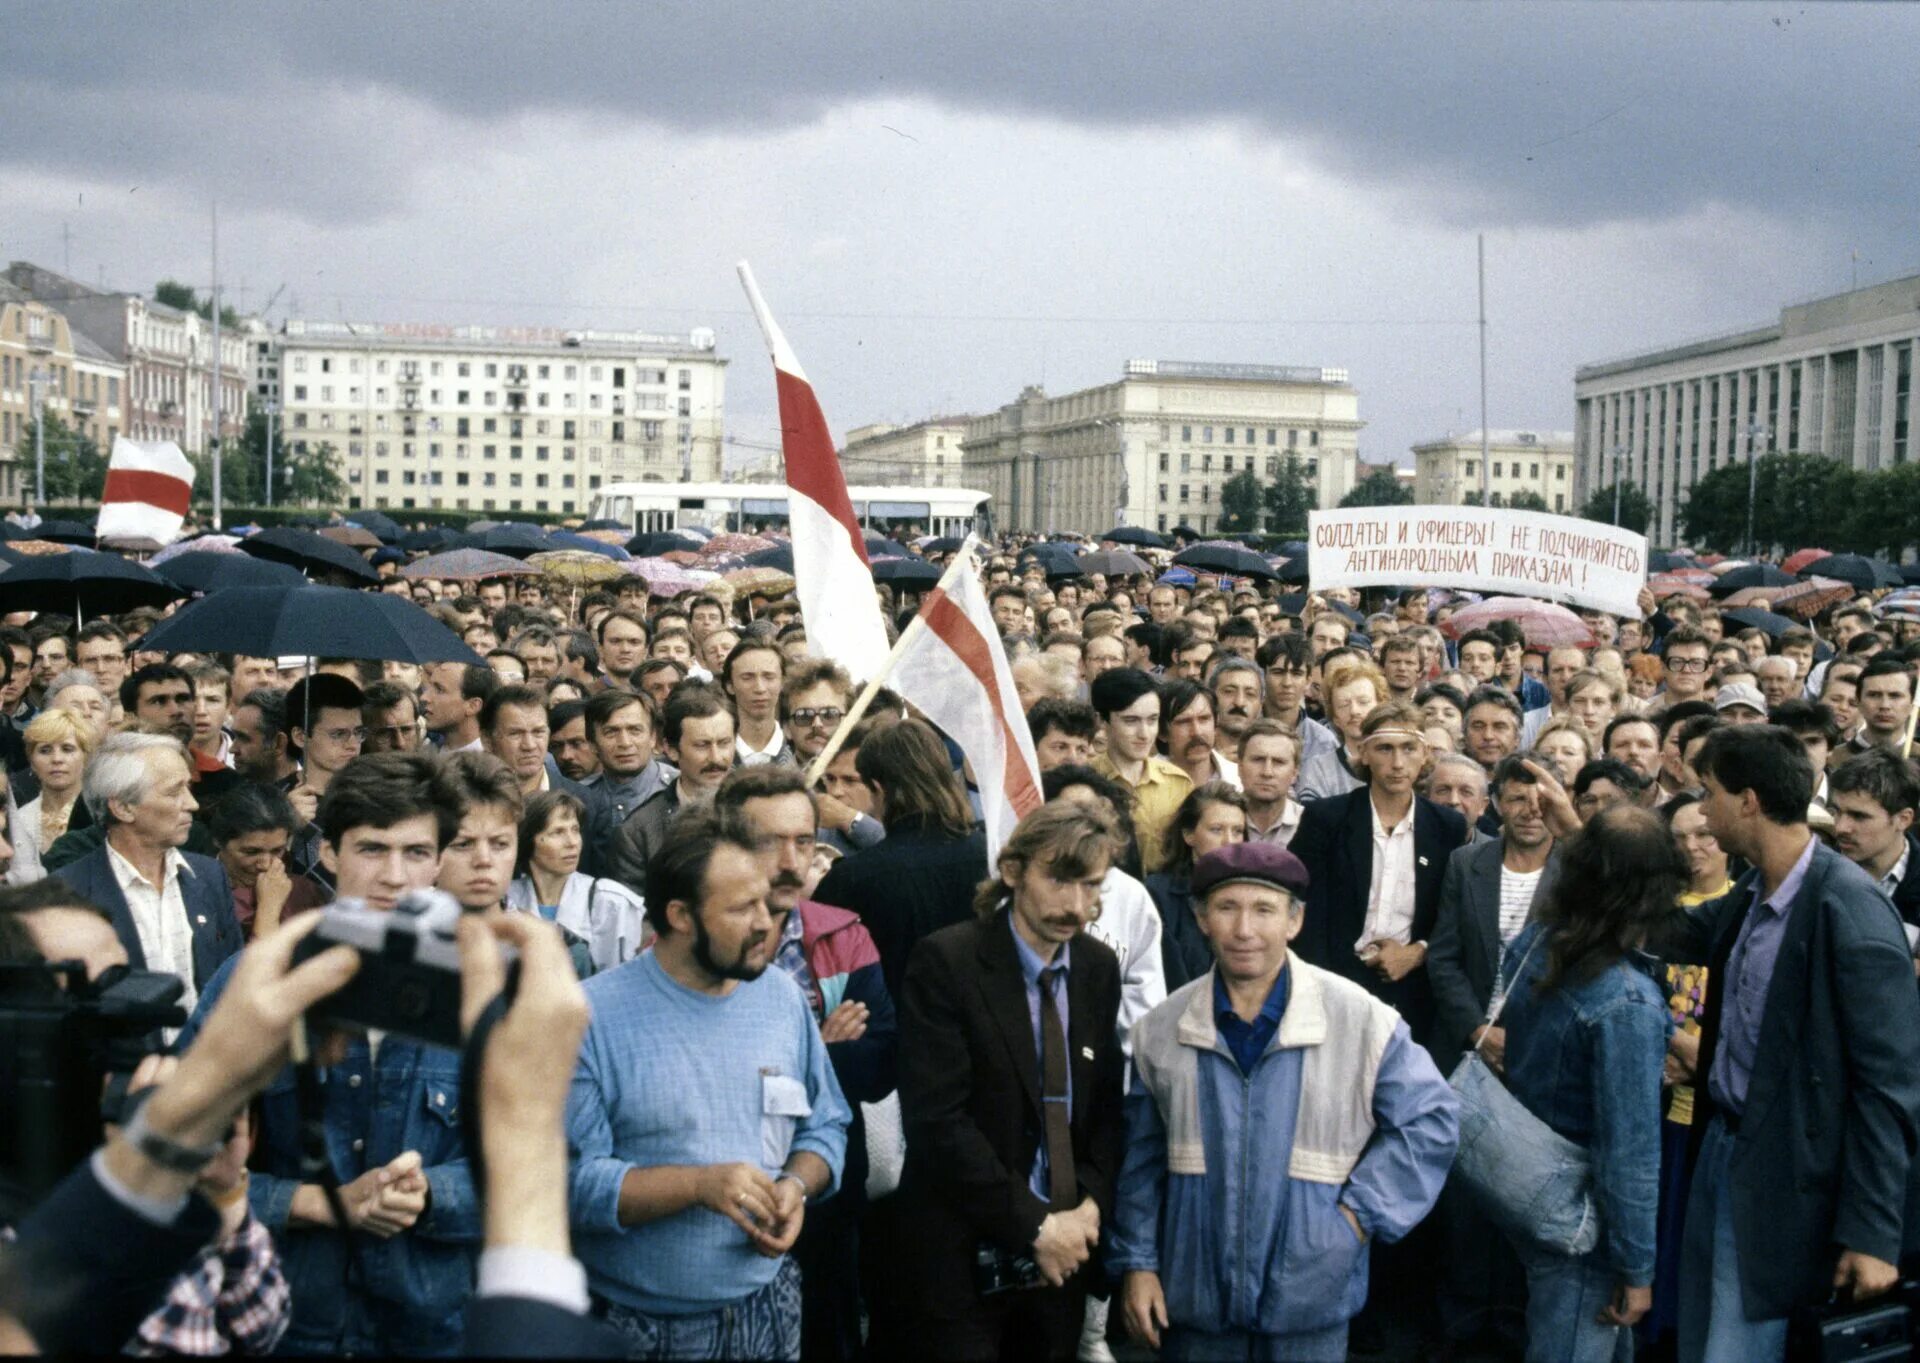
[181,956,481,1356]
[1498,921,1670,1283]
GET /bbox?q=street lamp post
[1742,421,1771,557]
[263,401,278,508]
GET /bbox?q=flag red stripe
[103,468,191,516]
[775,368,870,567]
[919,587,1043,817]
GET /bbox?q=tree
[283,441,348,507]
[1579,481,1653,535]
[14,413,108,504]
[1339,465,1414,508]
[1679,452,1858,554]
[1261,454,1318,532]
[1218,469,1263,533]
[154,279,239,329]
[1505,489,1549,512]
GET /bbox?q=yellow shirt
[1093,752,1194,875]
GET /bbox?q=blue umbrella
[137,584,483,664]
[743,544,796,574]
[157,551,308,595]
[544,530,631,561]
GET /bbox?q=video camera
[0,961,185,1205]
[292,888,516,1051]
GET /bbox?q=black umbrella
[347,510,404,544]
[450,527,550,559]
[35,519,97,546]
[580,518,626,532]
[627,531,705,556]
[1720,606,1797,639]
[1648,551,1697,573]
[1901,564,1920,586]
[1169,524,1202,541]
[1172,544,1279,581]
[1277,592,1309,615]
[864,531,915,559]
[1707,564,1795,597]
[1018,544,1084,580]
[870,557,943,586]
[0,549,183,619]
[240,527,379,583]
[1798,553,1902,591]
[157,551,308,595]
[743,545,796,574]
[920,536,966,555]
[1099,526,1168,549]
[138,584,483,664]
[399,527,458,553]
[1078,549,1153,577]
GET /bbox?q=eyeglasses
[1666,657,1710,674]
[791,708,846,728]
[321,726,370,744]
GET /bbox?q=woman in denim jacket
[1498,804,1687,1362]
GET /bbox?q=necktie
[1039,967,1077,1208]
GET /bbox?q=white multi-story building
[1412,429,1575,510]
[839,417,971,486]
[962,359,1362,535]
[0,280,128,503]
[1575,273,1920,545]
[267,320,727,516]
[3,262,246,456]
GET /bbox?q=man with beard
[229,687,299,788]
[1209,657,1262,763]
[567,803,850,1360]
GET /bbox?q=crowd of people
[3,526,1920,1363]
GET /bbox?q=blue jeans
[1676,1115,1789,1363]
[1516,1242,1633,1363]
[593,1257,802,1361]
[1162,1321,1347,1362]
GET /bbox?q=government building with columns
[962,359,1362,535]
[1574,273,1920,546]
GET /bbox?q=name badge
[1081,1046,1095,1061]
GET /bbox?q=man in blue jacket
[1112,841,1458,1362]
[180,751,481,1356]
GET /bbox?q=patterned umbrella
[151,534,241,566]
[724,566,798,596]
[700,533,774,558]
[529,550,627,586]
[401,548,539,581]
[625,558,704,597]
[5,540,76,557]
[1439,597,1595,648]
[577,529,630,547]
[1719,586,1782,609]
[1781,547,1832,575]
[1647,573,1711,602]
[660,549,703,567]
[1769,576,1856,619]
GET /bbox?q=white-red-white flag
[737,262,890,682]
[888,537,1044,865]
[97,438,195,545]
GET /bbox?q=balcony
[505,366,528,386]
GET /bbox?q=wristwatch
[123,1103,224,1175]
[774,1170,809,1198]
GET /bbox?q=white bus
[585,481,992,539]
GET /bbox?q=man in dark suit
[1669,726,1920,1362]
[1425,754,1558,1356]
[55,732,241,1005]
[1826,748,1920,930]
[895,801,1127,1362]
[1290,701,1469,1046]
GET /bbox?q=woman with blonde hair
[1531,715,1597,786]
[1295,656,1389,802]
[10,705,95,884]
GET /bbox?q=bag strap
[1478,930,1546,1051]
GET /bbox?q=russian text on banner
[1306,505,1647,618]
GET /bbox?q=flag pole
[802,536,981,787]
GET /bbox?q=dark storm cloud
[4,1,1914,230]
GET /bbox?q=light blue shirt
[1709,833,1817,1117]
[1010,917,1072,1202]
[566,951,850,1314]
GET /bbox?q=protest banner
[1307,505,1648,618]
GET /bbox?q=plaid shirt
[128,1207,290,1356]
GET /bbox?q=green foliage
[13,413,108,502]
[1580,481,1654,535]
[283,441,349,507]
[1261,453,1318,533]
[153,279,239,329]
[1339,465,1414,508]
[1679,453,1863,554]
[1218,469,1263,533]
[1505,489,1549,512]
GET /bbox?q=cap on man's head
[1191,842,1310,900]
[1713,682,1767,717]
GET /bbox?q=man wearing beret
[1110,842,1459,1361]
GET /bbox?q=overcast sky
[4,1,1914,477]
